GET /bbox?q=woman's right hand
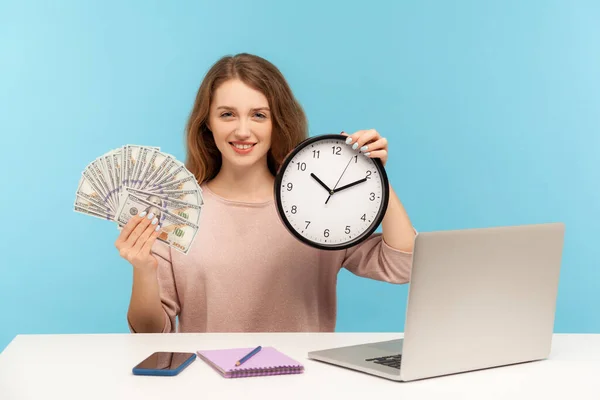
[115,211,162,271]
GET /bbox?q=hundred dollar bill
[122,187,202,225]
[75,195,113,215]
[115,192,199,255]
[148,174,200,192]
[73,204,114,221]
[126,187,203,206]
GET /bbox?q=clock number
[291,205,297,214]
[361,214,366,221]
[366,170,372,179]
[369,192,375,201]
[312,150,320,158]
[305,221,311,229]
[324,229,330,237]
[286,182,293,191]
[354,155,358,163]
[345,225,351,234]
[332,146,341,155]
[297,162,306,171]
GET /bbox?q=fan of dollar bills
[74,145,203,255]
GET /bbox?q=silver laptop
[308,222,565,381]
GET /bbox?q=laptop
[308,222,565,381]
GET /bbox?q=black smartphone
[132,352,196,376]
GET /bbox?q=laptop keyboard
[365,354,402,369]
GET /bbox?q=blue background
[1,0,599,352]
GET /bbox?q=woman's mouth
[230,142,256,154]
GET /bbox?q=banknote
[115,191,199,255]
[119,187,202,226]
[73,204,114,221]
[126,187,203,206]
[74,144,203,255]
[75,195,113,216]
[148,175,201,191]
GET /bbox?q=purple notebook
[196,347,304,378]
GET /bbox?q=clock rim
[274,133,390,251]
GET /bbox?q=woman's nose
[233,121,252,139]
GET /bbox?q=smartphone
[132,351,196,376]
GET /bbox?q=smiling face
[208,79,273,172]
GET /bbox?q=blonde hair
[185,53,308,184]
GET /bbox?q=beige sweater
[130,182,414,333]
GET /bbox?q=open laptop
[308,222,565,381]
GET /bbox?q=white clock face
[276,135,387,249]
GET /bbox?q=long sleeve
[341,231,415,284]
[152,241,181,333]
[127,240,181,333]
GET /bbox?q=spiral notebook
[196,346,304,378]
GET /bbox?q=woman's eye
[220,112,233,118]
[255,113,267,119]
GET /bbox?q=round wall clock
[274,133,390,250]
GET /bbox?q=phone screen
[134,352,195,371]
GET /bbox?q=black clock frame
[274,133,390,251]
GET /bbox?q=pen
[235,346,262,366]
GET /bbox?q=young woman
[115,53,417,334]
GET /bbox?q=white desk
[0,333,599,399]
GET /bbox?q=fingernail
[364,152,371,156]
[345,137,352,144]
[155,224,161,231]
[139,211,147,218]
[360,145,368,152]
[151,217,158,225]
[147,212,155,220]
[352,142,359,150]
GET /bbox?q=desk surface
[1,332,599,400]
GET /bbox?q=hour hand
[311,173,333,194]
[332,177,368,194]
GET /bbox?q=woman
[115,53,416,334]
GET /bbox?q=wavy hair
[184,53,308,184]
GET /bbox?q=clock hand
[310,173,333,194]
[325,155,354,204]
[332,177,368,194]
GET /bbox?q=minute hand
[332,177,368,194]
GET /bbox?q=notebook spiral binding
[227,365,304,378]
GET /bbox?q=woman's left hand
[341,129,388,167]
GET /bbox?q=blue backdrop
[1,0,598,351]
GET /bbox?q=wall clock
[274,133,390,250]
